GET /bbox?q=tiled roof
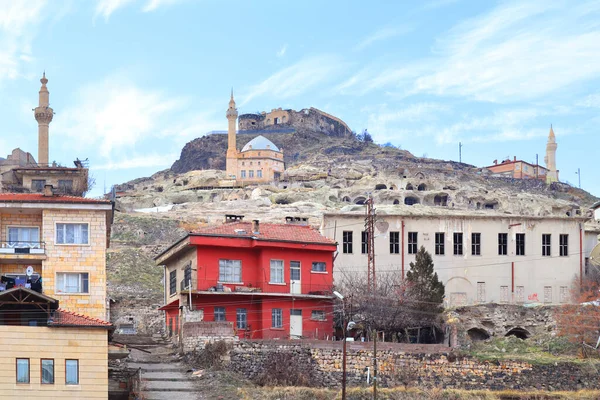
[192,222,336,245]
[50,309,113,328]
[0,193,111,204]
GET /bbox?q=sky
[0,0,599,198]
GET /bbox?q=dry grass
[237,387,600,400]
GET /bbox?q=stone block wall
[227,340,600,391]
[182,321,237,352]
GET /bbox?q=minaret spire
[34,72,54,165]
[545,124,558,183]
[225,89,239,178]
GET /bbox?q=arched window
[404,197,419,206]
[406,183,414,190]
[375,184,387,190]
[417,183,426,191]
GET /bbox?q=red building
[157,216,337,340]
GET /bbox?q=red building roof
[50,309,113,328]
[0,193,111,204]
[191,222,336,245]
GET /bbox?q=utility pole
[535,154,539,179]
[373,329,378,399]
[576,168,581,188]
[341,296,347,400]
[365,196,376,293]
[459,142,462,163]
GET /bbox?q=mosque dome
[241,135,280,152]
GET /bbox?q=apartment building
[157,216,337,340]
[322,209,587,306]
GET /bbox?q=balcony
[0,241,46,261]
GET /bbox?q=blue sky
[1,0,599,197]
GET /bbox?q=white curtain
[65,360,78,384]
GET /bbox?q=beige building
[225,92,285,183]
[322,208,588,306]
[0,288,111,399]
[0,191,113,320]
[0,74,89,196]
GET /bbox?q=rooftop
[50,309,113,328]
[192,221,335,245]
[241,135,280,152]
[0,193,111,204]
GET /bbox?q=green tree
[406,246,445,318]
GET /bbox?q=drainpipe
[580,224,583,288]
[401,220,405,278]
[511,262,515,302]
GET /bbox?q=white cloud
[276,44,287,58]
[241,55,342,106]
[54,75,186,158]
[0,0,46,82]
[93,152,178,170]
[576,93,600,108]
[142,0,184,12]
[354,26,412,51]
[94,0,182,20]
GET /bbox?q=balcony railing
[0,241,45,255]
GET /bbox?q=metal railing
[0,241,45,254]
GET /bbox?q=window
[8,226,40,247]
[58,180,73,193]
[242,162,245,166]
[516,286,524,303]
[219,259,242,282]
[312,262,326,272]
[290,261,301,281]
[453,232,463,255]
[542,234,551,256]
[31,179,46,192]
[361,231,369,254]
[272,308,282,328]
[516,233,525,256]
[56,272,89,294]
[477,282,486,303]
[41,359,54,384]
[214,307,226,321]
[559,286,569,303]
[471,233,481,256]
[544,286,552,304]
[500,286,509,303]
[389,231,400,254]
[241,170,246,178]
[56,223,89,245]
[236,308,247,329]
[65,360,79,385]
[169,270,176,295]
[311,310,326,321]
[249,170,254,178]
[408,232,418,254]
[257,170,262,178]
[183,264,192,289]
[270,260,284,283]
[559,234,568,256]
[16,359,29,384]
[342,231,353,254]
[498,233,508,255]
[435,232,445,255]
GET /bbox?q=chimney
[43,184,53,197]
[252,220,260,234]
[513,156,517,162]
[493,159,498,165]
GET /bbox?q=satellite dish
[590,244,600,268]
[26,266,34,277]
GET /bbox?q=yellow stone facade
[0,202,111,321]
[0,325,108,399]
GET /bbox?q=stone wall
[227,340,600,391]
[182,321,237,352]
[238,108,352,137]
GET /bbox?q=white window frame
[214,307,226,322]
[218,259,242,283]
[272,308,283,328]
[269,259,284,284]
[311,261,327,273]
[55,272,89,294]
[6,226,41,248]
[311,310,326,321]
[55,223,89,245]
[65,359,79,385]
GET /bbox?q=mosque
[225,92,285,183]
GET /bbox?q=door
[290,309,302,339]
[290,261,301,294]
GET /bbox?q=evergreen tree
[406,246,445,317]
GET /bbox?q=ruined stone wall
[182,321,237,352]
[238,108,352,137]
[227,340,600,391]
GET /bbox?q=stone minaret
[225,89,238,177]
[544,125,558,183]
[34,72,54,166]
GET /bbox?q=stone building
[225,92,285,183]
[486,126,559,183]
[322,208,589,306]
[0,74,89,196]
[238,106,352,137]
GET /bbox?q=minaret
[34,72,54,166]
[225,89,238,177]
[544,124,558,183]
